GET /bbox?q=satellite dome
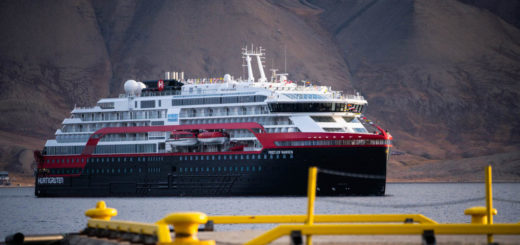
[124,80,138,95]
[135,82,146,96]
[223,74,232,82]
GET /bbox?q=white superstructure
[44,45,369,156]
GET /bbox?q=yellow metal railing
[207,213,437,224]
[243,165,520,244]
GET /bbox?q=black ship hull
[35,146,388,197]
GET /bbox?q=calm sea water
[1,183,519,237]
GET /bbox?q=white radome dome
[124,80,138,95]
[223,74,232,82]
[136,82,146,95]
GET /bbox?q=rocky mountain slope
[0,0,519,183]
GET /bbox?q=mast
[242,45,267,83]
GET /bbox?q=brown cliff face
[311,0,520,166]
[0,0,519,182]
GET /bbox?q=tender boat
[166,131,198,146]
[198,131,230,144]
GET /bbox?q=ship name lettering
[268,150,293,154]
[38,177,64,185]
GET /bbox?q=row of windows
[268,103,364,113]
[43,153,297,168]
[140,100,156,108]
[47,167,163,176]
[179,166,262,173]
[46,165,264,176]
[98,102,115,109]
[87,156,164,163]
[94,144,157,154]
[179,154,293,161]
[72,110,166,122]
[48,168,82,175]
[283,93,328,100]
[172,95,267,106]
[45,146,85,155]
[274,139,391,147]
[45,158,85,164]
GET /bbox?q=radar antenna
[242,44,267,83]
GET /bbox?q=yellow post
[486,165,493,243]
[306,167,318,245]
[85,201,117,221]
[162,212,215,245]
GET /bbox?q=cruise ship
[34,46,392,197]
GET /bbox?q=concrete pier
[198,230,520,244]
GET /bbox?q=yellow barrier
[208,213,437,224]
